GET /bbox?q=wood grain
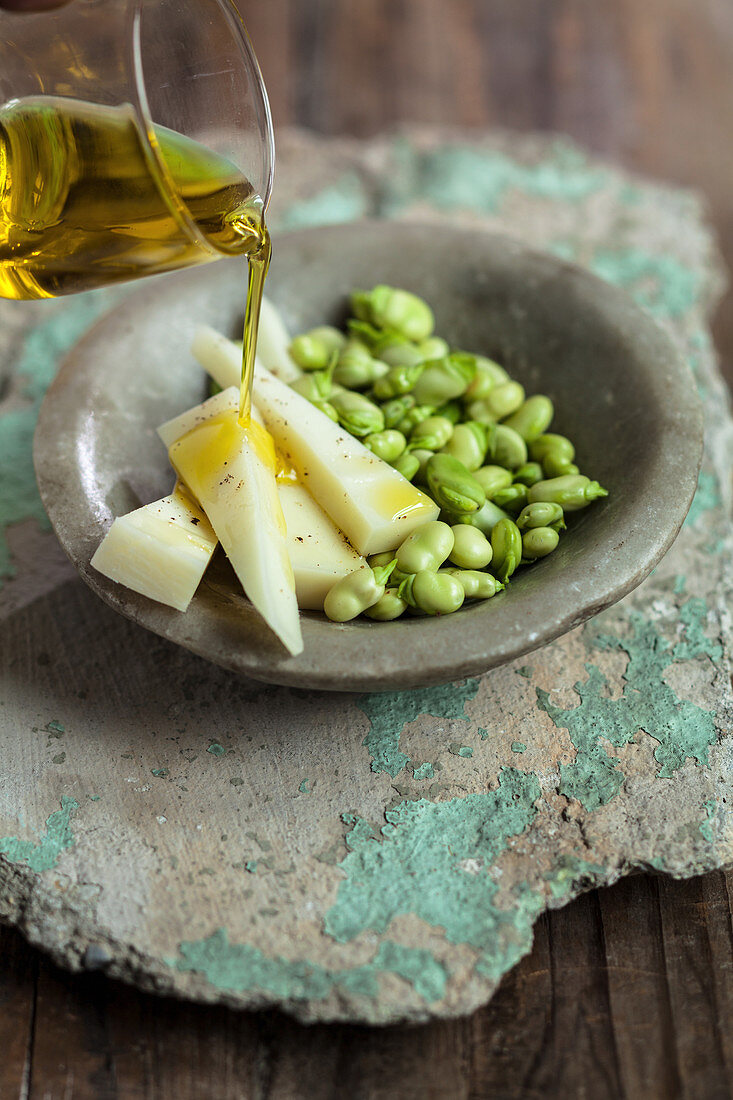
[3,0,733,1095]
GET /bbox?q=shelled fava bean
[287,285,608,623]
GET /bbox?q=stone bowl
[34,222,703,691]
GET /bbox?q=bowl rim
[34,221,704,691]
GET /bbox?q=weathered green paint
[0,797,78,872]
[151,768,169,778]
[538,611,718,810]
[325,769,541,976]
[278,173,370,232]
[298,779,311,794]
[700,799,717,844]
[590,248,700,318]
[206,743,225,757]
[449,744,473,758]
[172,928,447,1003]
[413,762,435,780]
[511,742,527,754]
[685,470,721,529]
[387,142,608,217]
[673,597,723,662]
[46,720,65,734]
[0,292,114,583]
[357,680,480,778]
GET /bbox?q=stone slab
[0,129,731,1023]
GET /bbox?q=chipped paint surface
[173,929,447,1004]
[538,610,719,810]
[0,129,731,1023]
[325,770,541,966]
[357,680,480,777]
[0,797,77,872]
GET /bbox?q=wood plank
[599,874,682,1099]
[0,925,36,1100]
[657,872,733,1100]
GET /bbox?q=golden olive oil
[0,95,269,417]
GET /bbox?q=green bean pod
[478,380,525,420]
[435,398,463,424]
[395,405,436,436]
[307,325,347,357]
[381,394,416,429]
[455,498,510,537]
[491,484,529,515]
[521,526,560,559]
[324,561,396,622]
[400,570,465,616]
[490,518,523,583]
[329,390,385,437]
[473,465,514,498]
[363,429,407,463]
[527,474,609,511]
[463,356,510,400]
[541,455,580,478]
[448,524,493,569]
[290,371,341,403]
[487,424,528,469]
[380,341,425,368]
[395,520,454,574]
[372,363,425,400]
[426,454,486,516]
[444,569,503,600]
[333,343,389,389]
[391,451,421,482]
[288,333,332,371]
[311,399,339,422]
[502,395,554,442]
[363,588,409,620]
[417,336,447,359]
[351,285,435,341]
[512,462,544,487]
[407,415,454,452]
[346,319,401,354]
[439,421,489,471]
[411,353,477,406]
[515,501,566,531]
[410,448,435,483]
[529,433,575,465]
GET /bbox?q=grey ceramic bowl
[34,222,702,691]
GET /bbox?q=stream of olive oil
[0,95,268,418]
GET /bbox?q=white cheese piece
[279,482,366,610]
[256,296,302,382]
[166,387,303,656]
[191,328,440,556]
[90,482,217,612]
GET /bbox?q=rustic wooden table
[2,2,733,1097]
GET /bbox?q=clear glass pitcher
[0,0,274,299]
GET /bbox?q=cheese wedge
[279,482,365,609]
[160,391,365,611]
[166,387,303,656]
[257,296,302,382]
[191,328,439,556]
[90,482,217,612]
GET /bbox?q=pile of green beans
[288,285,608,623]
